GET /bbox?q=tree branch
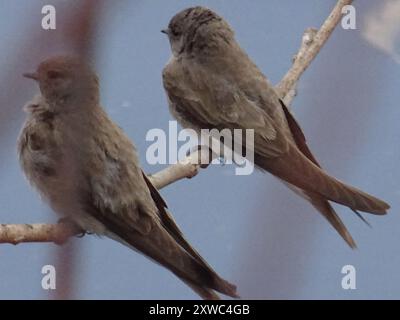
[277,0,353,100]
[148,147,215,189]
[0,0,351,245]
[280,27,318,105]
[0,222,81,245]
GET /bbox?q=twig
[1,0,351,245]
[0,222,80,245]
[281,27,318,105]
[148,147,215,189]
[277,0,353,100]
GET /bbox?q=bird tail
[258,142,390,215]
[309,192,357,248]
[141,173,239,299]
[265,100,388,248]
[102,215,238,299]
[184,280,222,300]
[284,182,357,248]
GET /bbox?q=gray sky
[0,0,399,299]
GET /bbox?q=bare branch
[0,222,80,245]
[277,0,353,100]
[148,147,216,189]
[281,27,318,105]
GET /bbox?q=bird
[18,55,238,300]
[162,6,390,248]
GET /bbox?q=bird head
[162,6,234,57]
[24,56,99,106]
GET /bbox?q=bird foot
[57,217,87,238]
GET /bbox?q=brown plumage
[162,6,389,248]
[18,56,238,299]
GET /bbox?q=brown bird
[18,56,238,299]
[162,6,390,248]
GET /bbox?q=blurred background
[0,0,399,299]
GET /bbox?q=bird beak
[23,72,39,81]
[161,29,169,35]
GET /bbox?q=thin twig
[0,222,80,245]
[277,0,353,100]
[148,147,215,189]
[281,27,318,105]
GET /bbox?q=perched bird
[18,56,238,300]
[162,6,390,248]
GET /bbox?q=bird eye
[172,29,180,37]
[47,70,63,79]
[169,26,180,37]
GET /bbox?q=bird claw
[186,145,219,168]
[57,217,87,238]
[76,231,87,238]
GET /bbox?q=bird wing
[163,62,357,246]
[278,100,320,166]
[77,121,237,298]
[163,59,288,158]
[141,172,238,299]
[278,101,357,248]
[163,57,389,214]
[141,172,233,276]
